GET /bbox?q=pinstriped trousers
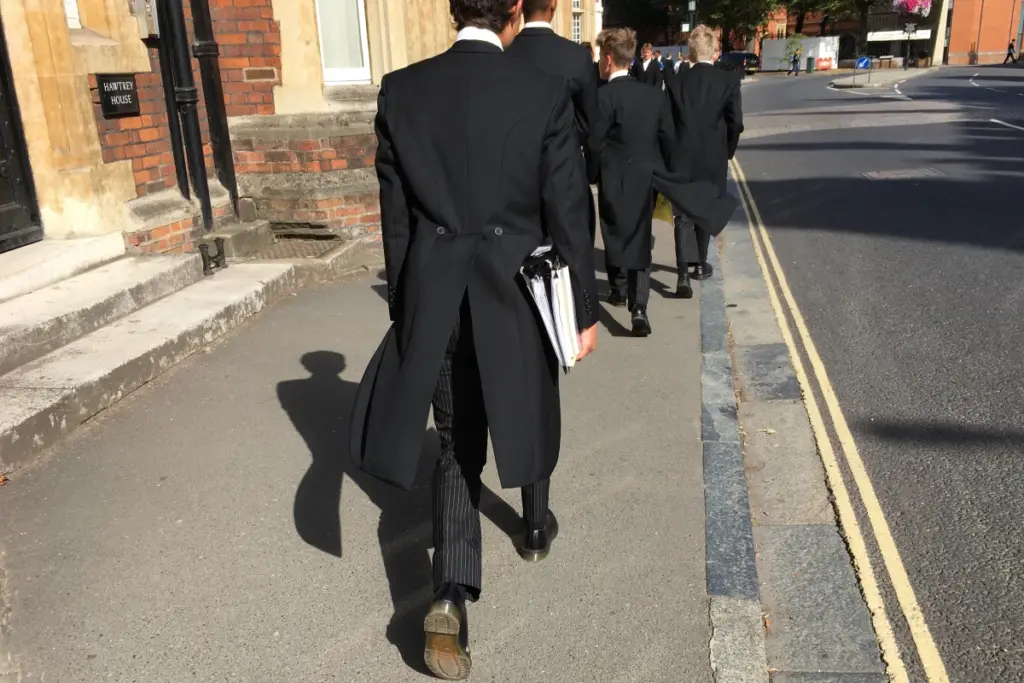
[432,299,551,600]
[606,264,651,311]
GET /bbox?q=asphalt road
[736,65,1024,682]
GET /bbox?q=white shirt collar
[609,69,629,81]
[455,27,504,51]
[523,21,553,30]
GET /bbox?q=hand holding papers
[520,244,582,374]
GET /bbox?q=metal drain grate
[861,168,946,180]
[251,239,339,261]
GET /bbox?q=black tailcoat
[665,62,744,200]
[350,41,598,491]
[593,78,737,269]
[508,27,600,183]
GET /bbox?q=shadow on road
[277,350,521,674]
[737,116,1024,254]
[859,419,1024,447]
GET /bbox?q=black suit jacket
[508,27,600,182]
[665,62,743,194]
[630,58,664,88]
[352,40,598,491]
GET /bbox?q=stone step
[0,255,204,376]
[0,233,126,304]
[0,262,296,473]
[200,219,275,259]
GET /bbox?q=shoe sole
[516,522,559,563]
[677,285,693,299]
[516,546,550,562]
[424,603,471,681]
[691,271,713,281]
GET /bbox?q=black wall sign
[96,74,140,118]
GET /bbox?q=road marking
[728,159,909,683]
[991,118,1024,132]
[731,159,952,683]
[970,73,980,86]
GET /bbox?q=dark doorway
[0,13,41,254]
[839,34,857,60]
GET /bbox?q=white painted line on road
[970,73,980,86]
[991,118,1024,132]
[732,158,953,683]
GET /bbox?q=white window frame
[64,0,82,29]
[572,13,582,43]
[316,0,372,85]
[572,0,582,9]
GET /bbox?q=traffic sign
[856,56,871,69]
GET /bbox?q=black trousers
[432,300,550,600]
[606,262,651,310]
[674,216,711,272]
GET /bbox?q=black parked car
[716,51,760,75]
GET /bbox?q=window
[316,0,372,84]
[64,0,82,29]
[572,13,582,43]
[572,0,581,8]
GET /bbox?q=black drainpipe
[190,0,239,214]
[155,5,190,200]
[161,0,213,232]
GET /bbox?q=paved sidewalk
[0,226,711,682]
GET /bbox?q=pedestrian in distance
[788,47,802,76]
[664,24,744,297]
[350,0,599,679]
[630,42,665,88]
[1006,40,1017,65]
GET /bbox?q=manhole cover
[861,168,946,180]
[251,239,339,260]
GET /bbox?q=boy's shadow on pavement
[277,350,521,674]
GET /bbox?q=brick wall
[233,133,376,175]
[231,123,382,240]
[212,0,281,117]
[125,203,233,255]
[91,49,189,198]
[92,0,282,200]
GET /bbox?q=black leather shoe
[518,511,559,562]
[424,583,472,680]
[631,305,652,337]
[607,290,627,308]
[692,262,714,281]
[677,273,693,299]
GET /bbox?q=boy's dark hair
[450,0,517,33]
[522,0,554,18]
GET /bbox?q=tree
[831,0,889,50]
[603,0,688,45]
[699,0,781,50]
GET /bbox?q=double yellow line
[729,159,950,683]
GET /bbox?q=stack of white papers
[521,245,581,373]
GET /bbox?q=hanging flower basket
[893,0,932,17]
